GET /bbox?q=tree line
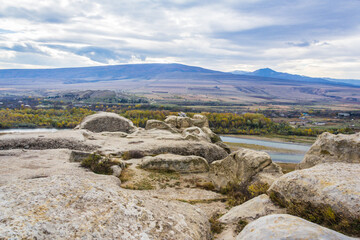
[0,108,353,136]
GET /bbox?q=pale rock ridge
[237,214,357,240]
[140,154,209,173]
[268,163,360,221]
[298,132,360,169]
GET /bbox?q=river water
[220,136,311,163]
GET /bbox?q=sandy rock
[219,194,286,224]
[0,175,211,240]
[0,130,97,151]
[251,162,283,186]
[140,154,210,173]
[268,163,360,223]
[209,148,282,189]
[69,150,93,162]
[145,120,179,133]
[182,127,211,142]
[192,114,209,128]
[76,112,136,133]
[299,132,360,169]
[202,127,221,143]
[237,214,356,240]
[215,141,231,154]
[110,165,122,177]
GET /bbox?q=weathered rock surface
[0,130,97,151]
[217,194,286,240]
[145,119,179,133]
[209,148,282,189]
[219,194,286,224]
[76,112,137,133]
[0,175,211,240]
[268,163,360,222]
[192,114,209,128]
[140,154,209,173]
[299,132,360,169]
[237,214,356,240]
[182,127,211,142]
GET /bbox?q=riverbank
[223,134,317,144]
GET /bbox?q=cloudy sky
[0,0,360,79]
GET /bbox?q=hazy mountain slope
[232,68,360,86]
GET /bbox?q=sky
[0,0,360,79]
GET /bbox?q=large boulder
[268,163,360,236]
[182,127,211,142]
[140,154,210,173]
[298,132,360,169]
[237,214,356,240]
[76,112,136,133]
[0,175,211,239]
[209,148,283,189]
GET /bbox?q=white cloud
[0,0,359,79]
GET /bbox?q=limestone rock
[251,162,283,186]
[219,194,286,224]
[0,175,211,240]
[268,163,360,223]
[110,165,122,177]
[76,112,136,133]
[182,127,211,142]
[192,114,209,128]
[140,154,209,173]
[215,141,231,154]
[69,150,93,162]
[298,132,360,169]
[145,120,179,133]
[0,130,97,151]
[237,214,356,240]
[209,148,282,189]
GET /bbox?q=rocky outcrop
[140,154,209,173]
[237,214,356,240]
[147,141,228,163]
[219,194,286,224]
[0,175,211,239]
[145,120,179,133]
[192,114,209,128]
[76,112,136,133]
[298,132,360,169]
[268,163,360,234]
[209,148,283,189]
[182,127,211,142]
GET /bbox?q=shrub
[122,150,144,160]
[209,213,224,235]
[81,153,116,175]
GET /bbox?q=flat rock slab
[0,175,211,240]
[299,132,360,169]
[140,154,210,173]
[237,214,356,240]
[268,163,360,220]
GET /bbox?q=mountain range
[0,63,359,104]
[231,68,360,87]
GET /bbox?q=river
[221,135,311,163]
